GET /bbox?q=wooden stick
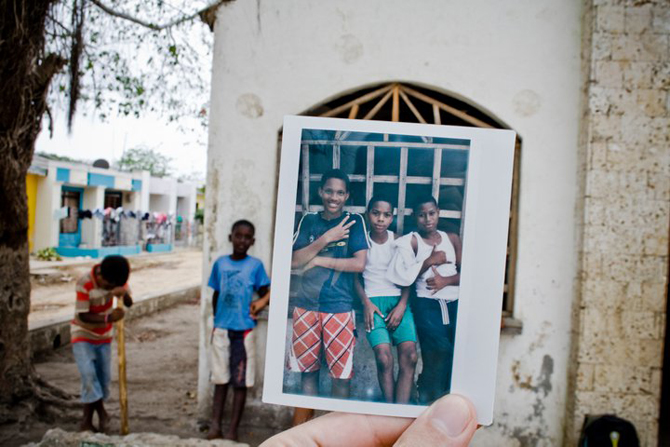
[348,104,359,119]
[432,147,442,200]
[403,85,494,128]
[301,144,310,213]
[366,145,374,204]
[301,139,468,150]
[391,85,400,122]
[397,147,408,234]
[116,299,129,435]
[320,85,392,117]
[363,89,393,120]
[399,88,427,124]
[333,143,340,169]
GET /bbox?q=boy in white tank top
[387,195,462,404]
[354,196,418,404]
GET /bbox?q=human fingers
[338,215,351,226]
[394,394,477,447]
[260,411,412,447]
[343,220,356,230]
[365,311,373,332]
[387,318,397,331]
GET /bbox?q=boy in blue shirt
[206,219,270,441]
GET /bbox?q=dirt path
[29,250,203,329]
[11,302,280,447]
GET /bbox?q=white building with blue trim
[28,155,197,258]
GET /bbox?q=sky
[36,112,208,182]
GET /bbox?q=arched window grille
[288,82,521,318]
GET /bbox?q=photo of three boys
[287,167,462,406]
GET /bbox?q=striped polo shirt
[70,265,127,344]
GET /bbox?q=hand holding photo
[263,115,515,425]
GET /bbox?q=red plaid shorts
[288,307,356,379]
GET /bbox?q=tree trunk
[0,0,65,406]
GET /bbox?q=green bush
[36,247,62,261]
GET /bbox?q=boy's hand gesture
[427,266,451,293]
[385,301,407,331]
[323,215,355,243]
[363,299,384,332]
[427,245,447,267]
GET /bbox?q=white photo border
[263,115,516,425]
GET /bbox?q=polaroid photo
[263,115,516,425]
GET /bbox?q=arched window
[290,82,521,320]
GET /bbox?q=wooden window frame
[293,82,521,322]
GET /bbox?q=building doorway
[59,187,83,247]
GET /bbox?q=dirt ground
[29,249,203,329]
[7,301,280,447]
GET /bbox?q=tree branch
[89,0,225,31]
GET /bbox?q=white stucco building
[201,1,670,445]
[27,155,197,257]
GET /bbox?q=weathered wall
[203,0,584,443]
[34,169,61,252]
[81,186,104,248]
[566,1,670,445]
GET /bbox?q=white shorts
[210,328,256,387]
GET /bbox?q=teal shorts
[366,296,418,348]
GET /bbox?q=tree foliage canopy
[116,146,173,176]
[45,0,221,133]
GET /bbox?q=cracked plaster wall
[202,1,586,443]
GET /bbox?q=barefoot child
[289,168,368,400]
[71,255,133,433]
[206,219,271,441]
[355,196,418,403]
[387,195,462,404]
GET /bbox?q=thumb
[394,394,477,447]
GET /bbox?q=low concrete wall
[30,284,200,358]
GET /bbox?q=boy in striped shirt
[71,255,133,433]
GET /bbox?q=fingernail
[430,395,472,437]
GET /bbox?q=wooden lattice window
[292,82,521,318]
[296,134,469,235]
